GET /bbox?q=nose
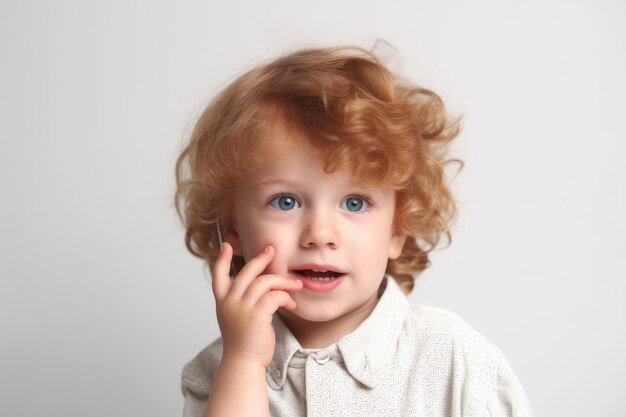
[299,208,340,249]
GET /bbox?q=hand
[211,243,303,368]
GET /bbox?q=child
[174,44,533,417]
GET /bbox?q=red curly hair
[174,44,462,295]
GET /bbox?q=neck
[277,293,380,349]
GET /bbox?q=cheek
[351,237,390,264]
[348,214,394,241]
[239,221,295,263]
[347,217,395,262]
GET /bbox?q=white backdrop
[2,1,625,416]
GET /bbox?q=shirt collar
[267,275,409,390]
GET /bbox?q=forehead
[241,115,392,192]
[256,120,317,158]
[252,123,359,185]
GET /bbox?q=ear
[222,218,244,256]
[388,227,408,260]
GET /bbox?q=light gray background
[2,1,625,416]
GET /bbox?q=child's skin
[204,123,407,417]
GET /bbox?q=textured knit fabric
[181,275,534,417]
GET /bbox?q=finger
[241,274,302,307]
[255,290,298,316]
[228,245,276,299]
[211,242,233,302]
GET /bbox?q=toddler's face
[227,125,407,324]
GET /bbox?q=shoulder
[401,304,534,416]
[181,337,224,401]
[404,304,497,351]
[405,303,510,368]
[401,304,503,380]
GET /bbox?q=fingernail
[219,243,225,255]
[264,245,271,253]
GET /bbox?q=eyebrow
[255,178,302,188]
[254,178,383,196]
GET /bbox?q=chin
[282,304,343,323]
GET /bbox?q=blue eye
[269,195,300,211]
[341,196,369,213]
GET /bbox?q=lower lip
[292,273,345,292]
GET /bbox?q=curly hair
[174,44,462,295]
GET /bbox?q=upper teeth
[313,269,327,272]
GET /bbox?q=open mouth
[293,270,344,281]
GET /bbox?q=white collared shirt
[181,275,534,416]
